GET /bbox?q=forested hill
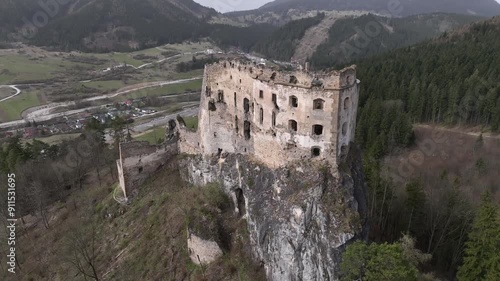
[252,14,325,61]
[0,0,267,52]
[249,0,500,17]
[310,13,482,69]
[355,16,500,158]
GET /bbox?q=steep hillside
[252,13,325,61]
[252,13,481,65]
[310,13,482,68]
[0,158,266,281]
[0,0,236,51]
[252,0,500,17]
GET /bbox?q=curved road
[0,85,21,102]
[0,78,202,129]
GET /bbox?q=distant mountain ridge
[234,0,500,17]
[0,0,222,51]
[251,12,482,66]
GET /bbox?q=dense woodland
[252,14,325,61]
[309,13,481,69]
[209,24,276,52]
[176,55,219,72]
[342,17,500,280]
[357,17,500,140]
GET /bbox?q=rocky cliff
[179,145,368,281]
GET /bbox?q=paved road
[0,85,21,102]
[133,106,199,133]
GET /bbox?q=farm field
[0,89,42,121]
[0,87,14,99]
[111,79,202,101]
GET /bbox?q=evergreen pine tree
[457,193,500,281]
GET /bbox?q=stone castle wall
[117,141,178,197]
[197,60,360,168]
[117,60,360,197]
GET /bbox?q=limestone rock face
[187,230,223,265]
[180,147,367,281]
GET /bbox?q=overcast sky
[195,0,500,13]
[194,0,273,13]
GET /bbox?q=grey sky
[194,0,273,13]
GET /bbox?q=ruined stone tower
[198,60,360,169]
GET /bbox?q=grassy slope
[111,79,202,101]
[3,161,265,281]
[0,87,13,99]
[134,127,166,144]
[0,89,41,121]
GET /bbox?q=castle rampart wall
[198,60,360,168]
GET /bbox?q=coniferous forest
[354,17,500,160]
[252,14,326,61]
[337,17,500,280]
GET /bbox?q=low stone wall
[117,141,178,197]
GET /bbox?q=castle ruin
[199,60,360,168]
[117,59,360,198]
[115,60,365,279]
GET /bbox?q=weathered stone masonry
[199,60,360,169]
[117,59,360,199]
[115,61,365,280]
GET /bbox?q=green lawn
[113,79,202,101]
[183,116,199,130]
[82,80,127,91]
[92,52,145,67]
[134,127,165,144]
[0,54,90,84]
[0,90,42,122]
[170,69,204,80]
[0,87,14,99]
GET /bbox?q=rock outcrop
[187,230,224,265]
[179,145,367,281]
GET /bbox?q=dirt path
[291,14,339,64]
[415,124,500,140]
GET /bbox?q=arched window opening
[259,108,264,124]
[344,97,351,110]
[342,123,348,136]
[313,125,324,136]
[289,120,298,132]
[289,75,298,84]
[208,101,216,111]
[244,98,250,113]
[289,96,298,108]
[244,121,251,140]
[217,90,224,103]
[312,147,321,157]
[271,72,277,80]
[313,99,325,110]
